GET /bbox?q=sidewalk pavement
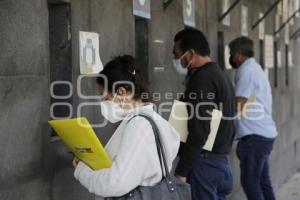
[276,172,300,200]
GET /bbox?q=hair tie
[128,69,136,76]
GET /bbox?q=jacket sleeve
[175,77,217,177]
[74,117,160,197]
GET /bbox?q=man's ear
[190,49,196,57]
[238,51,247,63]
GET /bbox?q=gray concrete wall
[1,0,300,200]
[0,0,51,200]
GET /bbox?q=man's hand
[236,96,248,113]
[72,157,80,168]
[176,175,187,183]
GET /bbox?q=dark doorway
[217,31,225,70]
[274,41,278,88]
[259,39,265,69]
[135,17,149,84]
[285,44,289,86]
[48,2,72,136]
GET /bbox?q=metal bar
[163,0,174,10]
[274,7,300,35]
[285,44,289,86]
[252,0,282,30]
[274,41,278,88]
[48,0,70,4]
[290,26,300,39]
[218,0,241,22]
[295,34,300,40]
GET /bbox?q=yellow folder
[48,117,112,170]
[240,94,256,118]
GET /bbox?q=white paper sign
[241,5,248,36]
[288,51,294,67]
[289,0,295,25]
[133,0,151,19]
[285,26,290,44]
[224,45,232,70]
[277,51,282,68]
[283,0,289,22]
[275,14,281,38]
[278,1,283,16]
[222,0,231,26]
[183,0,196,27]
[264,35,274,69]
[259,13,265,40]
[296,0,300,18]
[79,31,103,74]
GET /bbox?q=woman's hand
[73,157,80,168]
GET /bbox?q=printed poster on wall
[241,5,248,36]
[222,0,231,26]
[290,0,300,21]
[133,0,151,19]
[275,13,281,38]
[288,51,294,67]
[224,45,232,70]
[259,13,265,40]
[289,0,295,25]
[264,35,274,69]
[296,0,300,18]
[277,51,282,68]
[79,31,103,74]
[283,0,289,22]
[183,0,195,27]
[285,26,290,44]
[277,1,283,16]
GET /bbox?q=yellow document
[49,117,112,170]
[240,94,256,118]
[168,100,189,143]
[168,100,222,151]
[202,109,223,151]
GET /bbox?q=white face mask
[173,59,188,76]
[100,98,126,123]
[172,51,192,76]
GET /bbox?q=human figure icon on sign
[183,0,195,27]
[186,0,192,17]
[133,0,151,19]
[139,0,146,6]
[79,31,104,74]
[83,38,96,74]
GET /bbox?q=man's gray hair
[229,37,254,57]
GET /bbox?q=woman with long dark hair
[72,55,180,198]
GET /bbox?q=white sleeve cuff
[74,161,90,180]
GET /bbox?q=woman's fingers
[73,157,80,168]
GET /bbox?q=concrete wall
[0,0,300,200]
[0,0,51,200]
